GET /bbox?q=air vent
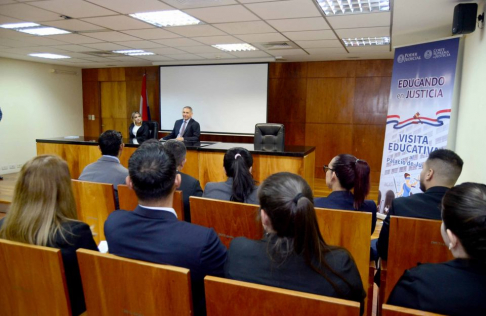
[83,51,120,57]
[261,42,294,50]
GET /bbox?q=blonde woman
[129,111,149,139]
[0,155,98,316]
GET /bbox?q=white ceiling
[0,0,478,68]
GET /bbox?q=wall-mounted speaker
[452,3,478,35]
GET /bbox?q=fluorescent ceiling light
[127,52,155,56]
[19,27,70,36]
[129,10,200,27]
[29,53,71,59]
[0,22,40,29]
[342,36,390,46]
[317,0,390,15]
[212,44,257,52]
[113,49,154,56]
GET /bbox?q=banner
[378,38,460,214]
[139,73,151,121]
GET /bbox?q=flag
[139,73,151,121]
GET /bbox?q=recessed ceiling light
[317,0,390,16]
[127,52,155,56]
[113,49,155,56]
[0,22,40,29]
[29,53,71,59]
[212,44,257,52]
[19,27,70,36]
[342,37,390,46]
[129,10,201,27]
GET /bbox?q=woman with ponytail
[225,172,365,311]
[315,154,377,234]
[203,147,258,204]
[388,182,486,315]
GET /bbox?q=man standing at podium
[162,106,200,142]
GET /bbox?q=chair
[205,276,360,316]
[378,217,453,315]
[190,196,262,248]
[382,304,446,316]
[118,184,185,221]
[0,239,73,316]
[72,179,116,244]
[146,120,159,139]
[77,249,193,315]
[254,123,285,151]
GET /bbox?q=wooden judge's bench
[36,137,315,189]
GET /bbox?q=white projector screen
[160,63,268,135]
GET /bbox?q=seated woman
[225,172,365,311]
[387,182,486,315]
[128,111,149,140]
[315,154,377,234]
[203,147,258,204]
[0,155,98,316]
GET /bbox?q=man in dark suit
[162,106,201,142]
[104,140,226,316]
[376,149,463,260]
[163,139,203,222]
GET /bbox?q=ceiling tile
[283,30,336,41]
[197,52,236,59]
[0,3,63,21]
[114,40,164,49]
[54,44,96,52]
[149,47,187,55]
[178,45,221,53]
[0,28,33,39]
[84,31,140,42]
[161,0,237,10]
[81,15,152,31]
[122,28,180,40]
[265,48,308,56]
[165,25,226,37]
[327,12,391,29]
[295,39,343,48]
[48,33,104,44]
[335,26,390,38]
[86,0,173,14]
[238,0,280,3]
[29,0,118,18]
[267,17,329,32]
[185,5,260,23]
[346,45,391,53]
[0,38,37,47]
[235,32,288,43]
[0,0,16,4]
[82,42,132,50]
[0,14,23,24]
[135,54,174,61]
[151,38,202,47]
[305,47,347,54]
[228,50,271,58]
[192,35,242,45]
[16,36,68,46]
[213,21,275,35]
[245,0,321,20]
[170,53,205,60]
[42,20,107,32]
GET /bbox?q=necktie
[180,120,187,137]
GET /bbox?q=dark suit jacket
[129,122,150,139]
[104,206,227,316]
[377,186,449,260]
[203,177,259,205]
[388,259,486,316]
[225,236,366,314]
[314,191,377,234]
[163,118,201,142]
[0,219,98,316]
[179,172,203,223]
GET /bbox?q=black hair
[427,149,463,185]
[223,147,255,203]
[128,140,176,202]
[163,139,186,167]
[99,130,122,156]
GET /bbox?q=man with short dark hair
[104,140,226,316]
[376,149,464,260]
[162,106,201,142]
[79,130,128,208]
[164,139,203,222]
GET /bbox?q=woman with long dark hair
[388,182,486,315]
[225,172,365,309]
[315,154,377,234]
[203,147,258,204]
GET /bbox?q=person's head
[127,139,180,204]
[131,111,142,125]
[99,130,123,157]
[223,147,254,202]
[0,155,77,246]
[182,106,193,121]
[404,173,410,179]
[164,139,187,169]
[325,154,371,209]
[441,182,486,263]
[419,149,463,191]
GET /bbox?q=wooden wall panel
[268,78,307,123]
[353,125,386,183]
[269,62,307,78]
[307,60,357,78]
[277,122,305,146]
[354,77,391,125]
[82,68,98,82]
[356,59,393,77]
[98,68,125,81]
[82,81,101,137]
[101,82,127,133]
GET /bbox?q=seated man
[163,140,203,222]
[162,106,201,142]
[104,139,226,316]
[376,149,463,261]
[79,130,128,209]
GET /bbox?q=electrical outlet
[9,165,16,169]
[1,166,8,170]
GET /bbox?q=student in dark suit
[163,139,203,222]
[315,154,377,234]
[104,140,226,316]
[0,155,98,316]
[128,111,149,139]
[162,106,200,142]
[225,172,365,314]
[388,182,486,316]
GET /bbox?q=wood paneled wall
[82,60,392,181]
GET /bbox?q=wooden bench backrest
[118,184,184,220]
[77,249,193,315]
[72,179,115,244]
[0,239,72,316]
[190,196,262,248]
[205,276,360,316]
[384,216,453,302]
[382,304,446,316]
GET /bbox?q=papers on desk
[64,136,80,139]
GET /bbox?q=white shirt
[132,124,141,137]
[139,205,178,218]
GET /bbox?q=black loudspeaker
[452,3,478,35]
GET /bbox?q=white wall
[0,58,83,175]
[455,1,486,183]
